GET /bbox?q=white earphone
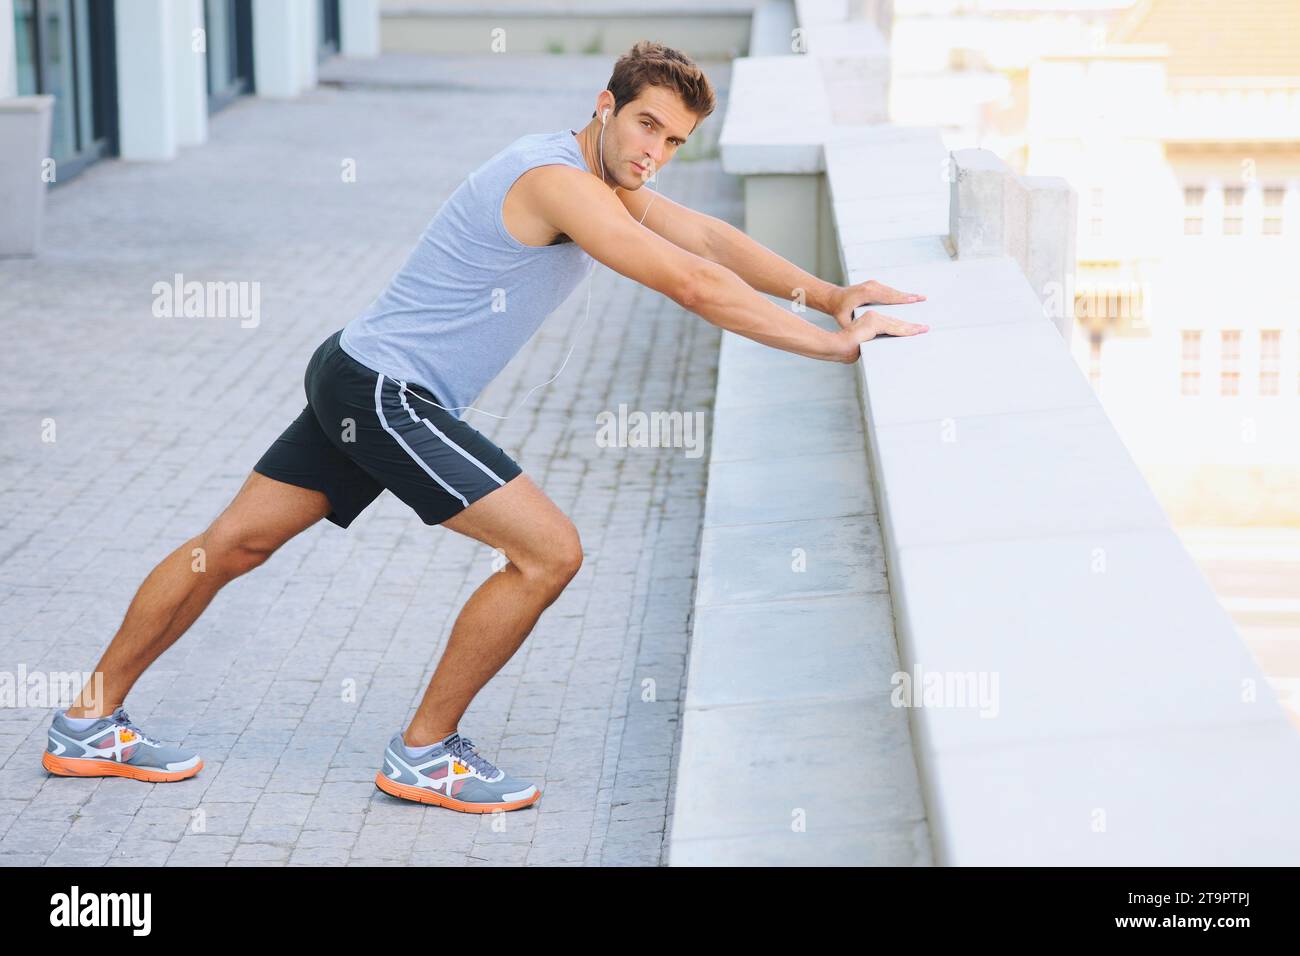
[403,100,661,422]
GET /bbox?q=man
[46,41,928,812]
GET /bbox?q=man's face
[600,86,698,189]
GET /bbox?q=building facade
[889,0,1299,524]
[1025,0,1300,524]
[1,0,379,183]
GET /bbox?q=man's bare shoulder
[516,163,620,211]
[507,164,701,301]
[508,164,630,244]
[502,164,613,247]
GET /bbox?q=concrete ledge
[802,12,889,124]
[671,695,927,843]
[673,0,1300,868]
[828,135,1300,867]
[844,255,1043,327]
[668,0,931,868]
[949,148,1078,340]
[862,320,1097,427]
[929,720,1300,865]
[719,55,831,175]
[697,512,887,604]
[841,235,951,274]
[668,308,931,865]
[894,529,1291,752]
[671,820,930,866]
[825,129,950,242]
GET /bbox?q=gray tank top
[339,127,594,419]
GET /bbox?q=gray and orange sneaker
[374,731,541,813]
[42,706,203,782]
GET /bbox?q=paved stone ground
[0,53,740,866]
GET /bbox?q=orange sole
[42,751,203,783]
[373,772,541,813]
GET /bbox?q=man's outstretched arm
[535,166,885,362]
[618,185,928,329]
[707,215,840,312]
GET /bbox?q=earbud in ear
[601,108,610,124]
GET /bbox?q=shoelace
[112,710,161,747]
[446,735,500,779]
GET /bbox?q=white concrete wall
[341,0,380,56]
[675,0,935,868]
[0,95,54,256]
[252,0,303,97]
[172,0,208,147]
[948,148,1077,342]
[378,11,750,58]
[297,0,318,90]
[115,0,177,160]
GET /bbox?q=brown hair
[593,41,716,132]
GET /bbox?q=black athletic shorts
[253,329,524,528]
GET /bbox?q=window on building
[1183,185,1204,235]
[14,1,37,93]
[1223,186,1245,236]
[1180,330,1201,395]
[1260,330,1281,396]
[318,0,341,59]
[1220,330,1241,395]
[204,0,253,113]
[1263,185,1285,236]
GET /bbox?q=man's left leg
[405,472,583,747]
[370,471,579,813]
[354,373,578,811]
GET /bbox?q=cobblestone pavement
[0,53,739,866]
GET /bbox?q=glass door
[12,0,117,183]
[318,0,339,60]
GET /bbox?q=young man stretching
[44,41,928,812]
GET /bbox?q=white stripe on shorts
[397,380,507,487]
[374,374,468,508]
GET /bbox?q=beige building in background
[892,0,1299,526]
[890,0,1300,726]
[1028,0,1300,526]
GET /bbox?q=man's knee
[555,528,584,583]
[516,524,583,593]
[201,518,279,579]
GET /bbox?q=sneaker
[374,731,540,813]
[42,706,203,783]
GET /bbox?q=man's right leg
[66,471,332,718]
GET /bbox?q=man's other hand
[830,279,926,330]
[835,309,930,362]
